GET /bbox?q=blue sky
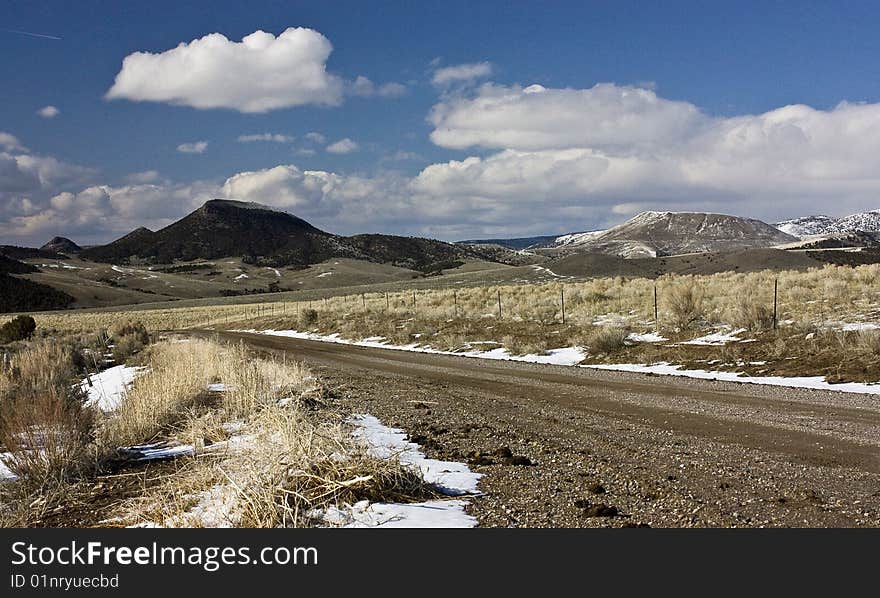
[3,0,880,245]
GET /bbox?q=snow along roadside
[239,329,880,396]
[237,328,586,367]
[311,414,481,528]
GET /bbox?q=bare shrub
[109,320,147,339]
[109,320,150,363]
[2,341,79,394]
[0,315,36,343]
[0,342,95,487]
[729,293,774,331]
[857,330,880,356]
[531,305,559,326]
[0,387,95,486]
[501,334,548,356]
[663,281,704,330]
[298,308,319,328]
[582,325,629,354]
[434,331,467,352]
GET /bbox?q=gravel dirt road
[203,330,880,527]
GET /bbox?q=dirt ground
[205,330,880,528]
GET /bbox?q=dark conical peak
[40,236,82,253]
[201,198,283,214]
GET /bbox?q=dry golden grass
[0,335,438,528]
[0,341,96,487]
[16,263,879,340]
[112,346,436,528]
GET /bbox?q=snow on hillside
[554,230,604,246]
[775,215,838,238]
[832,210,880,234]
[555,210,793,257]
[776,210,880,238]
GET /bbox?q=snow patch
[682,328,751,346]
[530,264,569,279]
[840,322,880,332]
[319,499,475,528]
[350,414,480,495]
[81,365,144,411]
[0,453,18,481]
[314,414,480,528]
[627,332,667,343]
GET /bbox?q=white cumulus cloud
[429,82,704,150]
[432,61,492,86]
[325,138,359,154]
[0,132,27,153]
[105,28,345,113]
[177,141,208,154]
[37,105,60,118]
[237,133,295,143]
[423,83,880,228]
[351,76,407,98]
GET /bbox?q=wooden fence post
[653,284,659,329]
[773,278,778,330]
[497,290,502,319]
[561,286,566,325]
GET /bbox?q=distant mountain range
[15,202,880,270]
[463,211,797,258]
[462,208,880,257]
[6,201,880,314]
[80,199,483,271]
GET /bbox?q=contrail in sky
[1,28,62,40]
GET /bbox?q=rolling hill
[549,211,796,258]
[776,210,880,238]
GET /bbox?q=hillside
[0,255,75,313]
[0,275,76,313]
[775,215,839,238]
[554,211,796,258]
[81,199,483,269]
[0,255,37,275]
[459,234,560,250]
[0,245,65,260]
[776,210,880,238]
